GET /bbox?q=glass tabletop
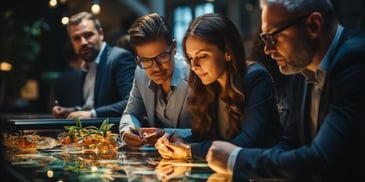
[3,144,230,182]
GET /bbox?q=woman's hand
[155,133,191,159]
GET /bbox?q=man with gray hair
[206,0,365,181]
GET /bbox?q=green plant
[64,117,115,138]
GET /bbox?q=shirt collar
[81,42,106,72]
[95,42,106,65]
[302,25,343,83]
[319,24,343,71]
[148,74,177,93]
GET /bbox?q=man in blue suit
[206,0,365,181]
[52,11,135,119]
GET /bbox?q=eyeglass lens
[137,45,173,69]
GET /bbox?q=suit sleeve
[119,68,147,134]
[190,64,282,158]
[232,58,365,181]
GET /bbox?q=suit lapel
[145,79,157,127]
[94,45,109,105]
[168,80,188,127]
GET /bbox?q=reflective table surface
[1,117,232,181]
[3,138,232,182]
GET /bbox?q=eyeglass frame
[135,44,174,69]
[260,13,311,46]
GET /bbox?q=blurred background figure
[52,11,136,119]
[116,34,135,57]
[53,40,83,108]
[247,29,292,129]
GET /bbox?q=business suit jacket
[81,44,136,117]
[233,28,365,181]
[119,57,192,138]
[189,63,283,158]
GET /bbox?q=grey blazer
[119,56,192,138]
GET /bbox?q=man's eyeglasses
[260,14,310,46]
[135,45,174,69]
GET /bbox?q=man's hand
[206,141,238,174]
[52,105,75,118]
[67,110,92,119]
[123,127,148,149]
[122,127,165,149]
[141,127,165,146]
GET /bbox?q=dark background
[0,0,364,115]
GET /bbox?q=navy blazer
[233,28,365,181]
[81,44,136,117]
[189,63,283,158]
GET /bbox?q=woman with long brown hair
[155,13,282,159]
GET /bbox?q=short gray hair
[260,0,337,31]
[260,0,333,14]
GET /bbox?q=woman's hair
[183,13,247,140]
[248,28,287,96]
[128,13,172,48]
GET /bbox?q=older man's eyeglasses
[135,45,174,69]
[260,14,310,46]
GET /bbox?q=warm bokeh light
[91,4,101,15]
[91,166,98,172]
[49,0,58,8]
[0,61,12,71]
[61,16,69,25]
[47,169,54,178]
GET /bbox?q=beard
[79,45,99,63]
[279,34,316,75]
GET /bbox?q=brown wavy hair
[182,13,247,140]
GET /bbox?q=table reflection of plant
[56,150,120,173]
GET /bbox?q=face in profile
[185,36,229,85]
[261,6,313,75]
[68,19,104,63]
[135,39,175,86]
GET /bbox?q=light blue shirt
[119,54,192,139]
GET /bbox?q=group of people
[52,0,365,181]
